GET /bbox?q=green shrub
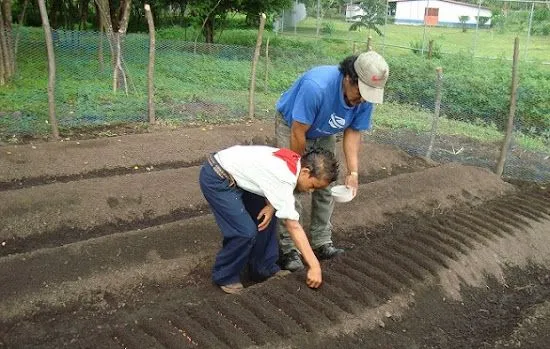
[409,40,442,59]
[321,22,335,35]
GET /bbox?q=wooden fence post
[38,0,59,139]
[264,37,270,93]
[367,36,372,51]
[428,40,434,59]
[144,4,156,124]
[248,13,266,119]
[426,67,443,159]
[495,37,520,177]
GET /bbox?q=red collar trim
[273,148,301,175]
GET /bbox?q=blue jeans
[199,162,281,286]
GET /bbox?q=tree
[94,0,133,93]
[476,16,490,27]
[348,0,386,37]
[0,0,15,85]
[459,15,469,32]
[187,0,291,43]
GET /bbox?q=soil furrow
[355,249,418,286]
[184,302,255,348]
[478,206,528,231]
[525,191,550,207]
[331,259,394,299]
[396,236,451,268]
[114,324,165,349]
[436,217,491,246]
[410,228,463,260]
[235,292,303,337]
[312,280,361,315]
[167,312,230,349]
[513,194,550,214]
[498,202,543,221]
[323,270,378,306]
[256,286,330,332]
[92,335,123,349]
[387,243,443,275]
[447,214,503,241]
[279,278,343,322]
[490,206,533,228]
[0,205,209,258]
[210,297,281,345]
[0,159,203,192]
[139,317,196,349]
[370,246,428,281]
[445,215,497,243]
[425,221,477,249]
[339,254,404,292]
[466,210,516,235]
[505,199,550,219]
[453,211,506,238]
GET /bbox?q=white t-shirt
[214,145,300,221]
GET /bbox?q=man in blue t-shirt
[275,51,389,271]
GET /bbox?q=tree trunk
[112,0,131,94]
[204,17,214,43]
[14,0,29,57]
[38,0,60,139]
[0,0,15,85]
[145,3,156,124]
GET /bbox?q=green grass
[278,17,550,63]
[1,26,548,155]
[375,102,549,153]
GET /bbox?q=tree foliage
[348,0,386,37]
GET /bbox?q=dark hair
[338,55,359,85]
[301,149,339,183]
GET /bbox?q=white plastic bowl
[331,185,354,203]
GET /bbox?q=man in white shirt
[199,145,339,294]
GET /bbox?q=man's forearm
[290,129,306,155]
[284,220,320,269]
[343,128,361,173]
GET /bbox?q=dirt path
[1,122,550,348]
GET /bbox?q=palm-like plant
[349,0,386,36]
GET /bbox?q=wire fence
[0,26,549,183]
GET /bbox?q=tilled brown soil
[1,121,550,349]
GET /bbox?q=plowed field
[1,120,549,349]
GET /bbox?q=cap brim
[358,80,384,104]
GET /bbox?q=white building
[345,3,365,22]
[389,0,492,27]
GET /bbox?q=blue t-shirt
[276,66,374,139]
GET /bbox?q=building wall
[394,0,492,26]
[345,4,365,22]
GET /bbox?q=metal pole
[525,1,534,60]
[383,0,389,55]
[473,0,482,57]
[281,9,284,33]
[316,0,321,36]
[421,0,430,55]
[294,0,297,35]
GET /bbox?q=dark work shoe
[279,250,305,272]
[314,243,344,260]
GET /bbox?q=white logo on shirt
[328,113,345,129]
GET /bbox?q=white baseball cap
[353,51,389,104]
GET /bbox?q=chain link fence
[0,24,549,183]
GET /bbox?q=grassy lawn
[1,26,548,155]
[280,17,550,63]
